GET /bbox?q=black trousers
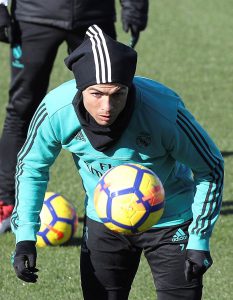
[0,21,116,204]
[80,217,203,300]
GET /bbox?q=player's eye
[111,92,124,98]
[91,92,102,98]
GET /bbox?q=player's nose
[101,96,112,112]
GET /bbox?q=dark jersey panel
[11,0,116,30]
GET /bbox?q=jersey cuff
[186,234,210,251]
[14,225,38,244]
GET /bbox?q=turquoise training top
[11,77,224,251]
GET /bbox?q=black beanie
[65,25,137,90]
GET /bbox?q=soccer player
[11,25,224,300]
[0,0,149,233]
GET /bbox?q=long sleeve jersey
[11,77,224,251]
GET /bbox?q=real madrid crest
[136,132,151,147]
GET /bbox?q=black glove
[0,4,11,43]
[121,0,148,48]
[12,241,39,283]
[127,24,140,49]
[184,249,213,282]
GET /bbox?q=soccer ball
[94,163,165,235]
[36,192,78,247]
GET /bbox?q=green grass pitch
[0,1,233,299]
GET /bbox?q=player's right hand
[0,4,11,43]
[12,241,39,283]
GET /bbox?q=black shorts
[80,217,203,300]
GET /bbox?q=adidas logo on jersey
[172,228,188,242]
[75,130,86,142]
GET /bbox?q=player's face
[82,83,129,126]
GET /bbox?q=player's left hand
[184,249,213,282]
[11,241,39,283]
[121,0,148,48]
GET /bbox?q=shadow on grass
[62,236,82,247]
[221,200,233,216]
[221,151,233,157]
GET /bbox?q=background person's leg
[0,21,65,205]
